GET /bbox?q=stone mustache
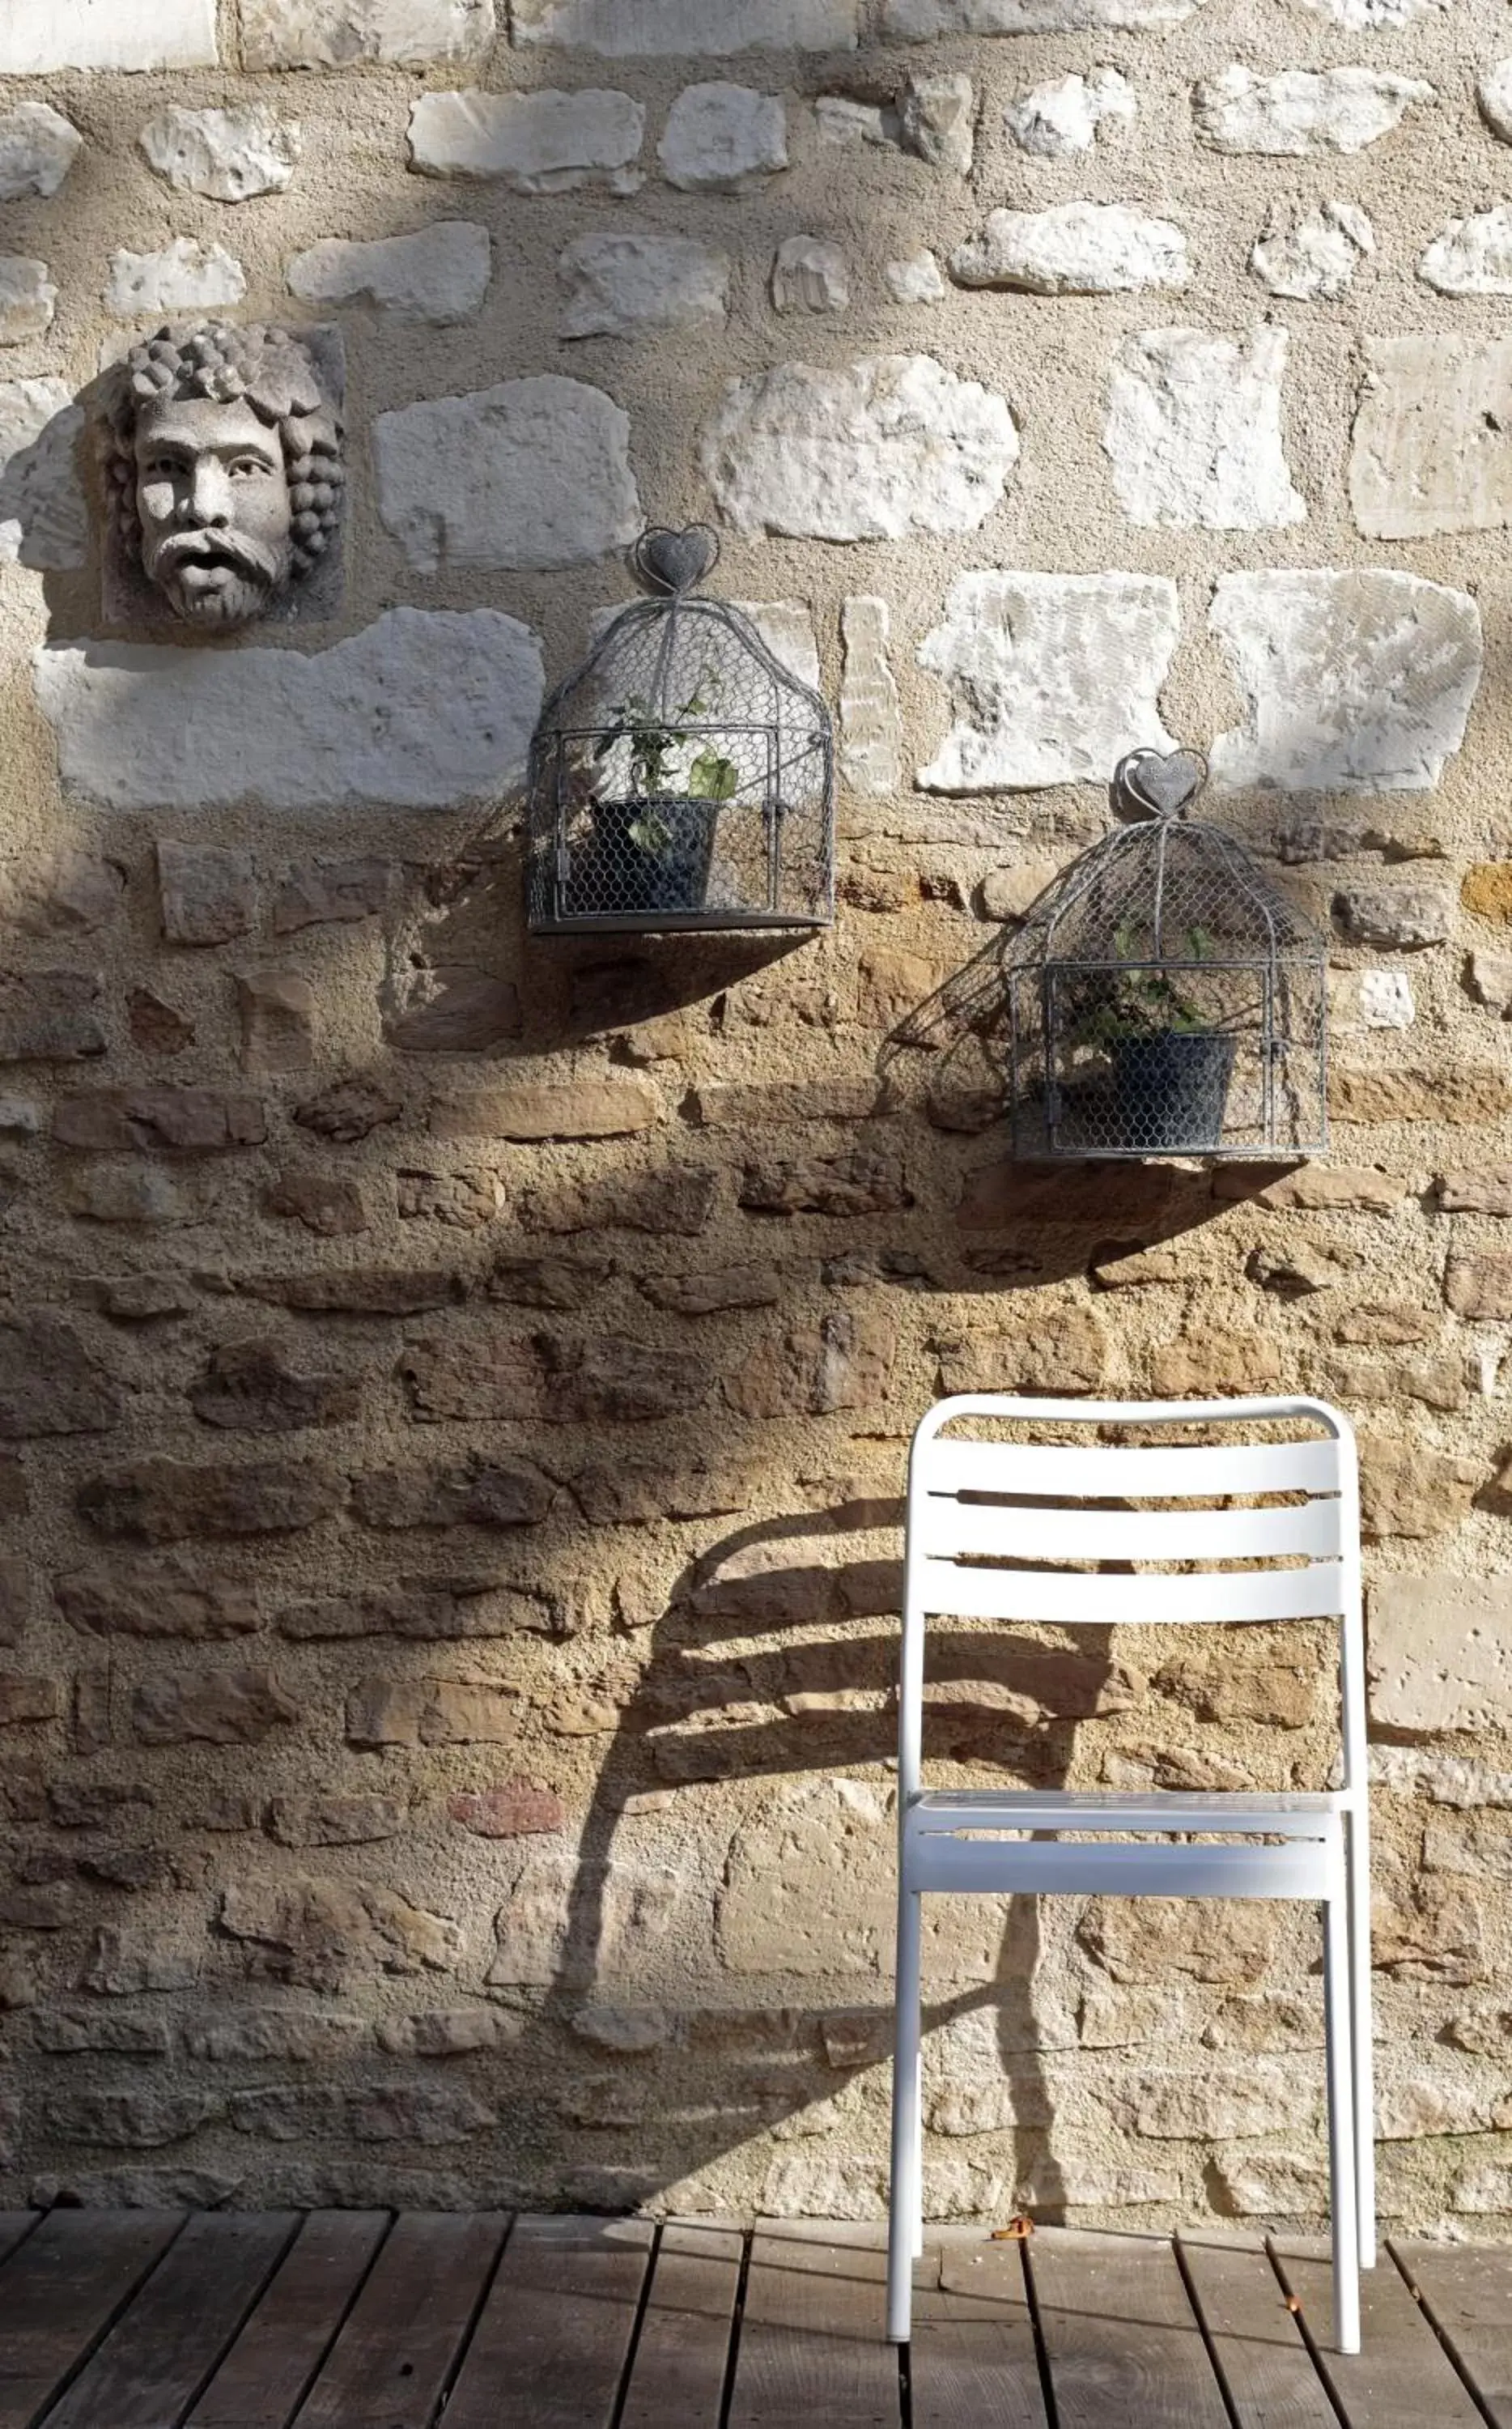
[106,321,344,632]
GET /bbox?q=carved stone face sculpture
[106,321,344,632]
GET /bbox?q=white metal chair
[887,1394,1373,2354]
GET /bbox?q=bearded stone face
[134,393,295,629]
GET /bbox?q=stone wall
[3,0,1512,2231]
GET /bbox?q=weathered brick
[182,2010,363,2062]
[376,2008,510,2056]
[189,1338,363,1433]
[520,1165,717,1236]
[56,1559,259,1640]
[80,1457,344,1542]
[571,1459,748,1524]
[484,1253,612,1309]
[281,1580,553,1638]
[0,1316,121,1440]
[1438,1165,1512,1214]
[449,1779,566,1836]
[959,1158,1195,1230]
[0,849,125,938]
[401,1332,711,1425]
[1150,1327,1283,1397]
[131,1667,299,1746]
[54,1088,265,1153]
[267,1793,406,1847]
[1329,1064,1512,1123]
[349,1456,554,1530]
[78,1927,200,1997]
[46,2089,221,2147]
[1078,1898,1279,1988]
[232,1268,461,1317]
[346,1677,520,1747]
[428,1079,659,1140]
[0,1554,30,1644]
[739,1151,911,1217]
[637,1266,782,1314]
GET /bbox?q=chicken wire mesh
[527,525,834,934]
[1005,749,1327,1160]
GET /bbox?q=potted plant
[581,674,741,916]
[1064,921,1235,1152]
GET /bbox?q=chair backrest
[899,1394,1364,1799]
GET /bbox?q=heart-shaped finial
[1114,747,1208,822]
[632,524,720,597]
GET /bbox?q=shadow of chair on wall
[510,1485,1127,2227]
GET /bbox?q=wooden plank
[1395,2241,1512,2425]
[187,2213,390,2429]
[1029,2230,1230,2429]
[0,2210,183,2429]
[0,2224,37,2274]
[443,2214,653,2429]
[726,2220,898,2429]
[1272,2240,1487,2429]
[910,2233,1048,2429]
[618,2220,743,2429]
[42,2214,297,2429]
[1177,2235,1334,2428]
[292,2212,506,2429]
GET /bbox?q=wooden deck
[0,2209,1507,2428]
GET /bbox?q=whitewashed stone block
[1251,199,1372,300]
[886,0,1202,29]
[558,233,728,338]
[0,104,83,203]
[840,598,903,798]
[899,74,975,174]
[1360,971,1415,1029]
[0,380,87,570]
[34,609,543,815]
[1293,0,1441,20]
[105,240,246,320]
[917,572,1179,793]
[885,249,946,304]
[0,260,57,347]
[733,602,821,690]
[951,203,1187,296]
[701,355,1017,542]
[408,89,643,192]
[240,0,493,69]
[0,0,216,70]
[139,106,300,203]
[817,97,898,150]
[512,0,856,50]
[771,236,850,315]
[1104,326,1306,532]
[375,376,639,574]
[659,85,787,192]
[1209,571,1481,795]
[288,223,490,324]
[1194,66,1433,155]
[1351,337,1512,541]
[1420,205,1512,299]
[1004,68,1136,157]
[1370,1576,1512,1734]
[1478,62,1512,146]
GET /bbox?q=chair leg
[1347,1810,1377,2269]
[1323,1891,1361,2355]
[887,1887,924,2344]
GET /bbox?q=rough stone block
[1358,1434,1482,1539]
[953,203,1187,296]
[407,88,642,190]
[1332,882,1453,947]
[1479,60,1512,144]
[522,1165,717,1236]
[346,1677,519,1748]
[1251,199,1372,300]
[288,223,490,324]
[241,0,494,68]
[1105,326,1304,530]
[57,1560,258,1640]
[273,857,389,932]
[512,0,856,46]
[266,1170,367,1236]
[1005,68,1136,156]
[0,104,83,202]
[558,232,728,338]
[0,970,105,1063]
[883,249,946,304]
[157,843,256,946]
[1370,1575,1512,1733]
[0,0,217,70]
[1352,337,1512,539]
[0,379,87,571]
[233,1267,461,1317]
[54,1087,265,1152]
[839,596,903,799]
[0,1673,62,1728]
[1208,571,1480,793]
[701,355,1016,541]
[738,1150,910,1215]
[132,1667,298,1745]
[659,84,787,190]
[36,610,545,815]
[268,1795,405,1847]
[1078,1896,1278,1985]
[376,379,638,575]
[0,1316,121,1440]
[140,104,298,201]
[429,1079,658,1141]
[190,1338,361,1434]
[220,1873,462,1993]
[724,1307,895,1418]
[0,258,57,345]
[396,1168,503,1230]
[1331,1064,1510,1123]
[384,970,522,1053]
[450,1780,566,1836]
[1192,66,1433,155]
[899,72,975,172]
[104,240,245,318]
[237,972,316,1077]
[1421,206,1512,298]
[887,0,1202,25]
[79,1456,344,1542]
[917,571,1178,791]
[0,850,125,939]
[771,236,850,315]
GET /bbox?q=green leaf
[687,747,739,802]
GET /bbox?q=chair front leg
[1346,1808,1376,2269]
[1323,1891,1361,2355]
[887,1885,924,2344]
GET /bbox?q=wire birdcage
[1006,747,1327,1160]
[527,525,834,935]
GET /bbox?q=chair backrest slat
[916,1555,1346,1625]
[924,1436,1339,1502]
[915,1495,1342,1566]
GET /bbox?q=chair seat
[908,1788,1345,1841]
